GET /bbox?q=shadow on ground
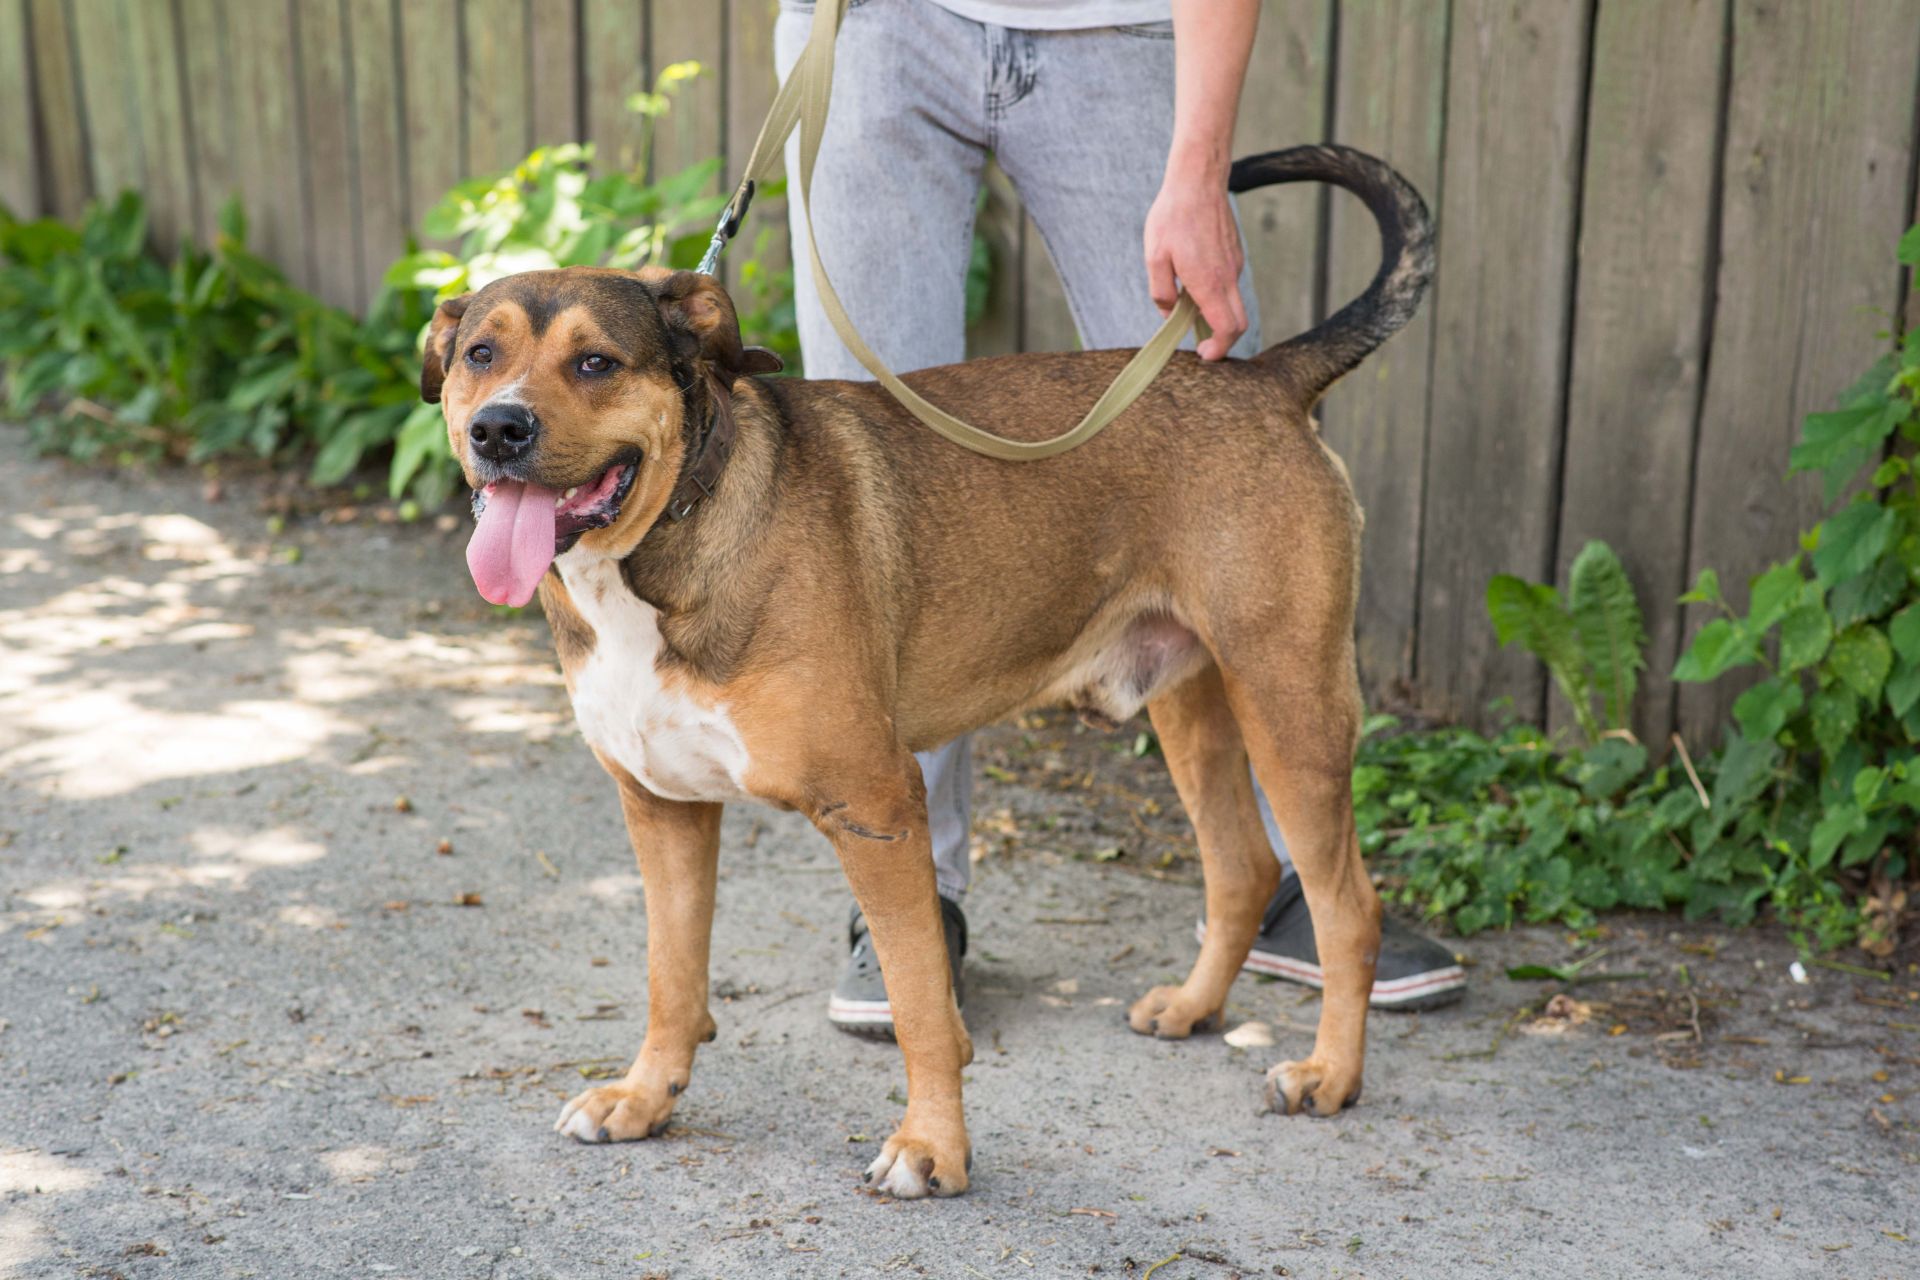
[1,428,1915,1278]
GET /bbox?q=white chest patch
[555,551,751,803]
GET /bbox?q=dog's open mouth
[466,463,637,607]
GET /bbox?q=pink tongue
[466,480,559,607]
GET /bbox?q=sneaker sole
[827,996,897,1041]
[1195,920,1466,1011]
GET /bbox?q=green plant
[1486,541,1649,743]
[1363,223,1920,954]
[1665,223,1920,954]
[0,59,800,508]
[0,192,430,490]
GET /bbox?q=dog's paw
[1264,1056,1361,1117]
[1126,985,1222,1039]
[863,1128,970,1199]
[554,1081,677,1144]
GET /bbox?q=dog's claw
[554,1080,681,1143]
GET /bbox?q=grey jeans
[774,0,1290,899]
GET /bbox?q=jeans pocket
[1113,20,1174,39]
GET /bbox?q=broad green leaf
[1828,554,1906,629]
[1840,815,1897,868]
[1678,567,1722,605]
[1851,765,1886,808]
[217,195,247,245]
[1487,575,1595,738]
[1886,657,1920,718]
[388,402,449,500]
[1808,802,1865,871]
[1808,686,1859,759]
[1568,541,1648,731]
[1745,560,1805,632]
[1777,603,1833,673]
[1890,604,1920,664]
[1812,501,1897,586]
[1790,402,1900,501]
[1571,736,1647,799]
[1672,618,1759,683]
[1828,626,1893,701]
[1732,677,1803,741]
[1900,222,1920,266]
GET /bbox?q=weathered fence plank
[463,0,532,177]
[25,0,89,220]
[581,0,647,175]
[1319,0,1450,707]
[1678,0,1920,740]
[1417,0,1593,725]
[650,0,725,183]
[178,0,238,246]
[296,0,362,305]
[124,0,195,249]
[400,0,461,241]
[70,0,144,204]
[0,0,37,217]
[226,0,310,282]
[530,0,579,146]
[727,0,786,290]
[1233,0,1330,344]
[349,0,408,297]
[1552,0,1727,746]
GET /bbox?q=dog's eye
[467,344,492,366]
[577,354,612,375]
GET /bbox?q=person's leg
[776,0,984,381]
[776,0,991,1036]
[990,19,1280,868]
[776,0,986,907]
[993,21,1463,1009]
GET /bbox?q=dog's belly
[555,552,750,803]
[1036,612,1207,727]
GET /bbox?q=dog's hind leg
[555,767,721,1143]
[1219,650,1380,1118]
[1129,663,1281,1038]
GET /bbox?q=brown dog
[419,145,1432,1198]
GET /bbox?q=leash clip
[694,179,757,277]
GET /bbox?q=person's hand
[1144,165,1247,361]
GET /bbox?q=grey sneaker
[1197,873,1466,1011]
[828,896,967,1040]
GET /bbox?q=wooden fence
[5,0,1920,745]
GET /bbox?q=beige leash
[697,0,1206,461]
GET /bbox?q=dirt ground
[2,428,1917,1279]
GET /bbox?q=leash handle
[725,0,1203,462]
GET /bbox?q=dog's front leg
[556,771,721,1143]
[813,766,974,1198]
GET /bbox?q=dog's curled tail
[1230,144,1434,404]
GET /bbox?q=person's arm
[1143,0,1259,361]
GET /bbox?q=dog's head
[421,265,781,606]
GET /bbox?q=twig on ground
[1807,957,1890,981]
[1671,733,1709,809]
[1142,1252,1183,1280]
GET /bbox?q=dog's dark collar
[665,373,735,522]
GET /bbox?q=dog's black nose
[468,403,538,462]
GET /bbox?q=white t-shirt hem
[925,1,1174,31]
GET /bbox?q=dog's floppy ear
[419,293,472,404]
[651,270,784,384]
